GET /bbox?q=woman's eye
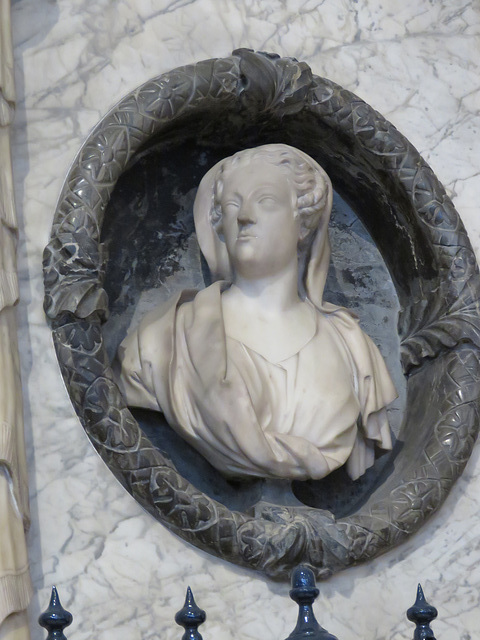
[259,196,276,206]
[223,202,240,214]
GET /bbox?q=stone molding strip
[0,0,33,627]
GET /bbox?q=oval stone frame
[43,50,480,580]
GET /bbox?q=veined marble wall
[10,1,480,639]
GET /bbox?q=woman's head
[209,144,332,245]
[193,144,334,306]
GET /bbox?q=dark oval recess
[100,125,406,516]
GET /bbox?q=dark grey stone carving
[43,49,480,580]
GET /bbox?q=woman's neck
[231,265,301,313]
[221,266,316,363]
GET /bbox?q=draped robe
[118,282,396,481]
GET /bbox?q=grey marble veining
[9,1,480,639]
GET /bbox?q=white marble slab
[10,0,480,639]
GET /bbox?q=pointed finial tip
[39,586,73,634]
[175,586,206,631]
[407,583,437,628]
[49,585,61,607]
[185,586,195,604]
[416,583,425,601]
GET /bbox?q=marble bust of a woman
[117,144,397,481]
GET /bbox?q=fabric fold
[119,282,396,481]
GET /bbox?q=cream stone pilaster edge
[0,1,33,638]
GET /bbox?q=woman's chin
[233,242,260,266]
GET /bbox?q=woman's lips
[237,233,258,241]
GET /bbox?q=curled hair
[210,144,331,242]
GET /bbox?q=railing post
[407,584,438,640]
[286,566,338,640]
[175,586,206,640]
[38,587,73,640]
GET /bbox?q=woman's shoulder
[138,290,197,336]
[317,305,385,369]
[314,304,362,341]
[320,305,397,404]
[318,301,359,323]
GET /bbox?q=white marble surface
[9,1,480,639]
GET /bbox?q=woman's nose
[237,202,256,224]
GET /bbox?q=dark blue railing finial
[407,584,438,640]
[38,577,443,640]
[285,565,339,640]
[38,586,73,640]
[175,586,207,640]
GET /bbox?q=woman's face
[219,160,300,280]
